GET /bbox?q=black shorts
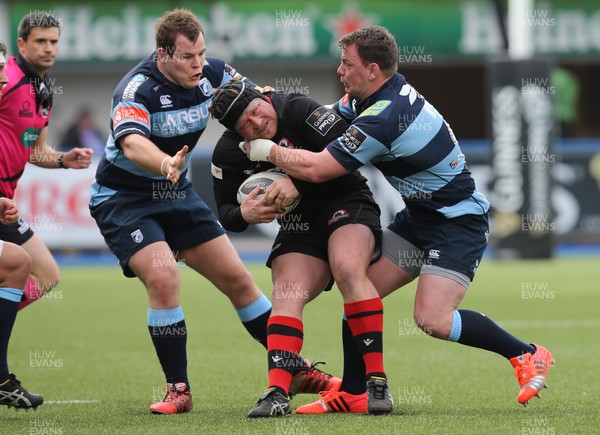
[0,217,35,245]
[386,208,489,283]
[90,180,225,278]
[267,192,382,287]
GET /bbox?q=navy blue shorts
[0,217,34,245]
[386,208,489,282]
[90,181,225,277]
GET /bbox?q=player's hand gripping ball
[237,170,300,213]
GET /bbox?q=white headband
[0,52,6,65]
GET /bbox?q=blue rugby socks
[236,294,271,349]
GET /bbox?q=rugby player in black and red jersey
[210,81,392,416]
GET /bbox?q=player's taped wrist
[245,139,275,162]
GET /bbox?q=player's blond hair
[0,40,7,57]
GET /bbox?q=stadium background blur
[1,0,599,258]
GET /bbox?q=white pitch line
[498,319,600,329]
[45,400,101,404]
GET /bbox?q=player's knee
[206,257,261,304]
[413,308,451,339]
[234,271,256,295]
[145,266,179,295]
[15,249,33,278]
[2,244,32,286]
[331,261,364,291]
[31,262,61,293]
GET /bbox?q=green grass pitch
[3,257,598,434]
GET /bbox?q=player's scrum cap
[210,80,267,132]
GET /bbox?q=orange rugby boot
[289,360,342,397]
[295,388,367,414]
[510,343,555,406]
[149,382,192,414]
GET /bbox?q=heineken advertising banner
[488,59,556,259]
[6,0,600,63]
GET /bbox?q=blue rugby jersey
[328,73,490,219]
[90,54,250,206]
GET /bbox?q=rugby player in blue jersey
[89,9,334,415]
[243,26,554,413]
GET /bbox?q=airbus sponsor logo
[151,104,210,136]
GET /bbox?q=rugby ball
[237,170,300,213]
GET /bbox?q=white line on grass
[498,319,600,329]
[45,400,101,404]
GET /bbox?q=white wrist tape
[248,138,275,162]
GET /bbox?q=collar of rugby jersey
[15,54,53,114]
